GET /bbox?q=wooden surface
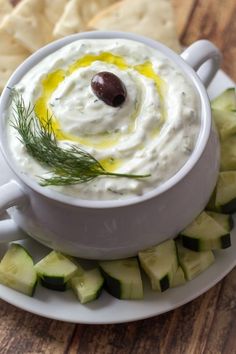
[1,0,236,353]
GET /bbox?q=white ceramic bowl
[0,31,221,259]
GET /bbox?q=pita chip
[0,0,12,22]
[0,31,29,92]
[0,1,30,92]
[0,0,67,92]
[0,0,28,56]
[1,0,67,52]
[88,0,181,52]
[44,0,68,26]
[0,28,30,55]
[53,0,117,38]
[0,54,28,92]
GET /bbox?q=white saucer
[0,70,235,324]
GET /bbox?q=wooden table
[0,1,236,353]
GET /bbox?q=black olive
[91,71,127,107]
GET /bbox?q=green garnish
[11,92,150,186]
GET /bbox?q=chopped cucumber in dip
[0,243,37,296]
[35,251,78,291]
[180,211,231,251]
[70,268,104,304]
[99,258,143,300]
[138,239,178,292]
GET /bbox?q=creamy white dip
[7,39,200,200]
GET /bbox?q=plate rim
[0,69,235,324]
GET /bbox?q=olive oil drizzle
[11,92,150,186]
[34,52,166,172]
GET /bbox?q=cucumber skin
[100,267,143,300]
[180,234,231,251]
[229,215,234,230]
[40,277,67,291]
[39,275,71,291]
[100,267,122,299]
[34,251,78,283]
[181,235,199,252]
[31,280,38,297]
[38,273,71,291]
[99,258,143,300]
[42,275,66,286]
[160,275,170,292]
[220,234,232,249]
[220,198,236,214]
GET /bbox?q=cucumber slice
[180,211,231,251]
[35,251,78,291]
[138,239,178,292]
[215,171,236,213]
[206,211,234,232]
[99,258,143,300]
[70,268,104,304]
[206,188,220,212]
[211,88,236,111]
[212,109,236,140]
[172,266,186,287]
[0,243,37,296]
[176,241,215,281]
[220,135,236,171]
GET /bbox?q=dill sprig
[10,92,150,186]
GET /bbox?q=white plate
[0,70,235,324]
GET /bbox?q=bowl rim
[0,31,212,209]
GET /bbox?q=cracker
[0,1,29,92]
[0,0,67,92]
[0,30,29,55]
[1,0,67,53]
[0,31,29,92]
[53,0,117,38]
[88,0,181,52]
[44,0,68,26]
[0,0,12,22]
[0,54,28,92]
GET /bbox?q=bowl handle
[0,180,28,242]
[181,40,222,87]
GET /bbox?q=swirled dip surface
[8,39,200,200]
